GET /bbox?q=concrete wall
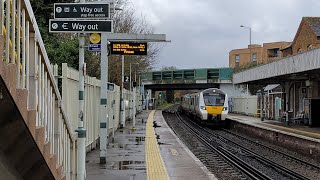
[60,63,142,151]
[61,63,121,151]
[220,83,248,98]
[230,96,258,115]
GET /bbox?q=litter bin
[303,114,309,125]
[148,102,154,110]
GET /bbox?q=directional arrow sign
[49,19,113,33]
[54,3,110,19]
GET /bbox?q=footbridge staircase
[0,0,75,179]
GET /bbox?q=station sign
[110,42,147,55]
[54,3,110,19]
[107,82,115,92]
[124,75,130,82]
[49,19,113,33]
[89,33,101,51]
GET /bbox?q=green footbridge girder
[142,68,233,84]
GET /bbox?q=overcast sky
[129,0,320,70]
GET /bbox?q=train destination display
[110,42,147,55]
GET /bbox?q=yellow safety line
[145,110,169,180]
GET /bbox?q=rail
[178,112,311,180]
[1,0,75,179]
[173,112,271,180]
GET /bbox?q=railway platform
[227,113,320,160]
[86,110,216,180]
[227,113,320,140]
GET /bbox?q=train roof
[182,88,226,97]
[202,88,226,94]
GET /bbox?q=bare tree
[106,0,161,86]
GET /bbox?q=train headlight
[223,107,228,111]
[200,106,206,110]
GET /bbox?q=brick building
[229,42,291,68]
[281,17,320,57]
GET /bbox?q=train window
[203,93,225,106]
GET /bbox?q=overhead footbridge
[142,68,234,91]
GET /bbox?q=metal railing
[1,0,75,179]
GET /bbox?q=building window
[235,54,240,67]
[307,44,313,50]
[297,48,303,53]
[235,54,240,62]
[267,48,279,57]
[252,53,257,62]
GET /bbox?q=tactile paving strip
[145,110,169,180]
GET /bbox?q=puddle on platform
[128,136,146,145]
[118,144,128,149]
[118,125,146,135]
[106,161,146,170]
[111,143,130,150]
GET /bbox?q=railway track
[221,129,320,170]
[182,113,320,179]
[163,111,248,179]
[163,105,319,180]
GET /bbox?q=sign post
[110,42,148,128]
[121,55,125,128]
[89,33,101,51]
[99,33,109,164]
[50,0,113,172]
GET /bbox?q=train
[181,88,228,125]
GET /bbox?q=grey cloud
[131,0,320,69]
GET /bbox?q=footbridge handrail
[1,0,75,179]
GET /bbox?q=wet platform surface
[86,111,149,180]
[153,111,216,180]
[227,113,320,141]
[86,110,216,180]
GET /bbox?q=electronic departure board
[110,42,147,55]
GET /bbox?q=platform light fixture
[240,25,252,115]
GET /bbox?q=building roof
[304,17,320,37]
[280,43,292,50]
[264,84,280,91]
[281,17,320,51]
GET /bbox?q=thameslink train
[181,88,228,125]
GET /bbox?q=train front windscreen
[203,93,225,106]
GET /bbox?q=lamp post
[240,25,252,62]
[240,25,251,115]
[130,62,139,127]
